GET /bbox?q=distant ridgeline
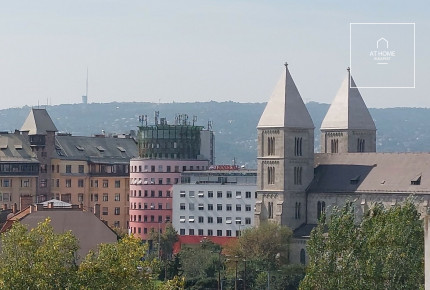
[1,102,430,168]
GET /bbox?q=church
[255,63,430,264]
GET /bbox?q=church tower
[320,68,376,153]
[255,63,314,230]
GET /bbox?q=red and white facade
[129,159,209,241]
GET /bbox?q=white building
[172,168,257,238]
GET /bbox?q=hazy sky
[0,1,428,109]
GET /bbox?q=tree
[224,222,293,289]
[78,234,158,289]
[300,200,424,290]
[0,218,79,289]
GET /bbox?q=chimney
[94,204,100,219]
[30,205,34,213]
[12,203,17,214]
[36,203,44,211]
[79,203,83,210]
[48,202,54,209]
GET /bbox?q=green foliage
[226,222,292,270]
[178,240,221,289]
[78,234,158,289]
[300,200,424,290]
[0,218,79,289]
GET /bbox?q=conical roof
[321,70,376,131]
[20,108,57,135]
[258,64,314,129]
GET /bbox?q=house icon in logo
[376,37,389,49]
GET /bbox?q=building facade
[129,116,214,241]
[172,168,257,238]
[256,64,430,265]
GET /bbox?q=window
[189,191,195,198]
[236,204,242,212]
[180,203,186,210]
[158,165,163,172]
[300,249,306,265]
[115,193,120,201]
[235,217,242,224]
[217,217,222,224]
[180,191,186,197]
[158,203,163,210]
[66,165,72,173]
[317,201,326,220]
[331,139,339,153]
[198,229,204,236]
[102,207,108,215]
[103,180,109,188]
[294,167,302,185]
[236,191,242,198]
[189,203,195,210]
[207,229,213,236]
[92,180,98,188]
[226,217,232,224]
[78,165,84,173]
[411,176,421,185]
[158,215,163,222]
[208,204,213,211]
[267,167,275,184]
[217,230,222,236]
[78,179,84,187]
[268,202,274,219]
[115,180,120,188]
[158,178,163,185]
[180,229,185,235]
[21,179,30,187]
[166,178,171,184]
[188,216,195,223]
[158,191,163,197]
[226,204,232,211]
[103,193,108,202]
[150,215,154,222]
[295,202,301,219]
[65,179,71,188]
[227,191,232,198]
[114,207,120,215]
[114,221,120,228]
[198,191,204,197]
[294,137,303,156]
[357,138,365,152]
[245,217,251,225]
[198,216,204,223]
[217,191,222,198]
[166,191,171,197]
[198,204,204,210]
[217,204,222,211]
[39,179,46,188]
[2,193,9,202]
[189,229,194,235]
[268,136,275,155]
[226,230,232,237]
[208,217,213,223]
[180,216,186,223]
[246,191,251,198]
[78,194,84,202]
[144,215,148,222]
[208,191,214,198]
[151,190,155,197]
[167,166,171,172]
[56,179,60,187]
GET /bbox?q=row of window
[179,216,251,225]
[0,179,32,188]
[102,207,122,215]
[131,202,171,210]
[179,190,253,199]
[131,164,206,173]
[130,189,171,198]
[0,193,11,202]
[130,215,171,223]
[90,193,122,202]
[64,164,85,174]
[130,177,178,185]
[180,203,252,212]
[90,180,121,188]
[179,228,241,237]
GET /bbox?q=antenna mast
[86,67,89,99]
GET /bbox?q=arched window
[268,202,274,219]
[300,249,306,265]
[317,201,326,220]
[267,137,275,156]
[357,138,365,152]
[267,167,275,184]
[294,137,303,156]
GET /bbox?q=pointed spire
[321,69,376,131]
[258,64,314,129]
[20,108,57,135]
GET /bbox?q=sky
[0,0,428,109]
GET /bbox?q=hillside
[1,102,430,168]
